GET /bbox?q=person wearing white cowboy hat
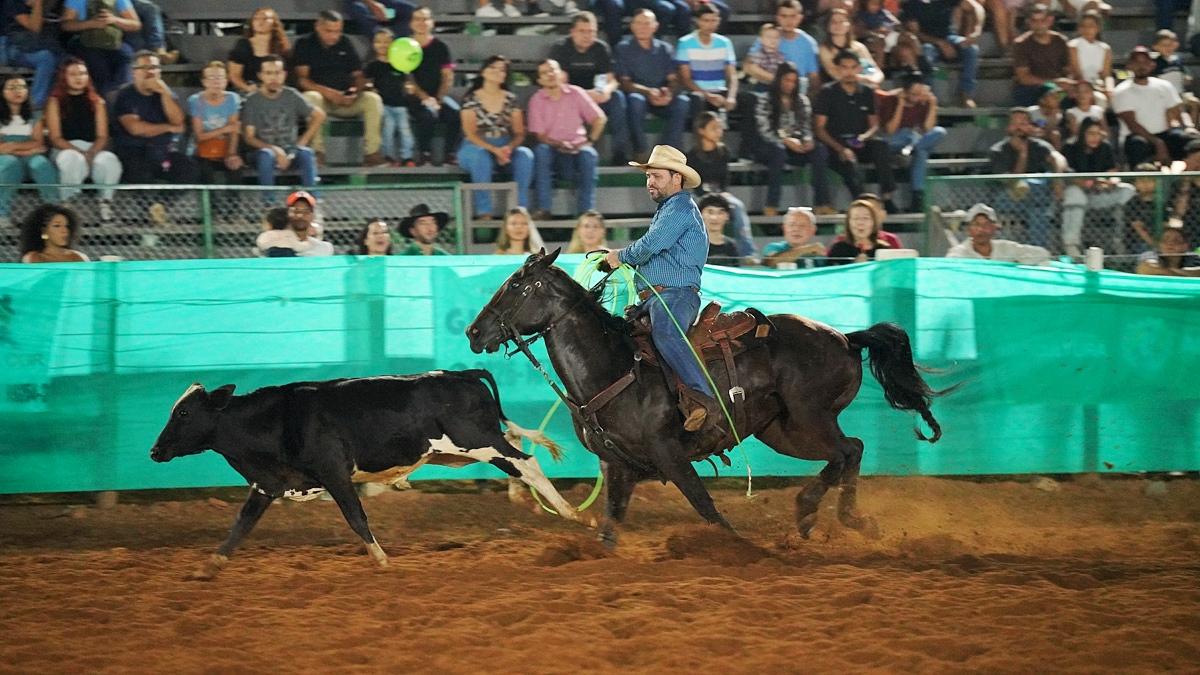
[397,203,452,256]
[602,144,719,432]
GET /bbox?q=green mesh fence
[0,183,464,262]
[925,172,1189,266]
[1,256,1198,494]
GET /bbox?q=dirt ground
[2,474,1200,674]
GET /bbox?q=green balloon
[387,37,423,73]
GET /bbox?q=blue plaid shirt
[618,190,707,291]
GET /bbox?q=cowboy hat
[399,203,450,239]
[628,145,702,190]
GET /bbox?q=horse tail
[846,323,948,443]
[465,368,565,462]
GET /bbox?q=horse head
[467,248,572,354]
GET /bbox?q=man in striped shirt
[676,3,738,123]
[604,145,718,431]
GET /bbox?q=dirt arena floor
[2,474,1200,674]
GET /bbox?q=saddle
[629,302,774,436]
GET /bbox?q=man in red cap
[286,191,334,256]
[1112,45,1200,167]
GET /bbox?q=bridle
[479,261,651,471]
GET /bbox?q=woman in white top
[1068,12,1113,99]
[1064,80,1107,142]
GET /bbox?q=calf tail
[464,368,565,463]
[846,323,952,443]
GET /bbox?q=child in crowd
[763,206,826,268]
[1136,227,1200,276]
[256,205,311,257]
[744,23,786,93]
[686,111,756,256]
[1064,80,1106,143]
[1026,82,1064,151]
[365,29,417,167]
[826,199,892,264]
[855,0,900,68]
[698,192,741,266]
[1068,11,1112,102]
[1152,30,1200,126]
[1123,163,1162,253]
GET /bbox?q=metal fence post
[200,187,214,259]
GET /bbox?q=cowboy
[398,203,452,255]
[603,144,718,431]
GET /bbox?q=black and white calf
[150,369,589,574]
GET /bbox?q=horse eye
[177,410,189,417]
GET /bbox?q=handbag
[196,137,229,160]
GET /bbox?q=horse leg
[835,437,877,536]
[648,442,737,533]
[755,417,852,539]
[599,460,638,549]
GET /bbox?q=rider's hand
[601,248,622,272]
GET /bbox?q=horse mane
[545,263,637,351]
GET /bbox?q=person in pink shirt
[527,59,607,221]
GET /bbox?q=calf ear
[209,384,237,410]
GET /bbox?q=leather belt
[638,285,699,302]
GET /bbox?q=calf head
[149,383,236,462]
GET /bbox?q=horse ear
[209,384,236,410]
[544,248,561,267]
[537,247,547,256]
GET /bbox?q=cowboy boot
[679,388,722,432]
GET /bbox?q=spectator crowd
[4,0,1199,274]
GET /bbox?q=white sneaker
[502,3,522,16]
[100,200,114,222]
[475,4,504,16]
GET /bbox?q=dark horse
[467,250,946,546]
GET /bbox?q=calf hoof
[189,554,228,581]
[366,541,389,567]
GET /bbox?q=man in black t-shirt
[407,6,461,166]
[812,49,897,212]
[294,10,386,167]
[549,11,629,164]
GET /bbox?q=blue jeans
[627,91,689,152]
[533,143,598,213]
[994,179,1053,247]
[645,286,713,397]
[126,0,165,51]
[589,0,626,46]
[757,141,831,208]
[880,126,946,192]
[380,104,414,161]
[0,154,57,216]
[70,39,132,96]
[922,35,977,97]
[600,91,629,162]
[342,0,416,36]
[255,146,318,188]
[457,136,533,215]
[5,44,57,108]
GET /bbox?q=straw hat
[628,145,702,190]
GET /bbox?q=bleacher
[1,0,1195,258]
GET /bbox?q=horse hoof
[598,530,618,550]
[842,513,880,539]
[798,516,817,539]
